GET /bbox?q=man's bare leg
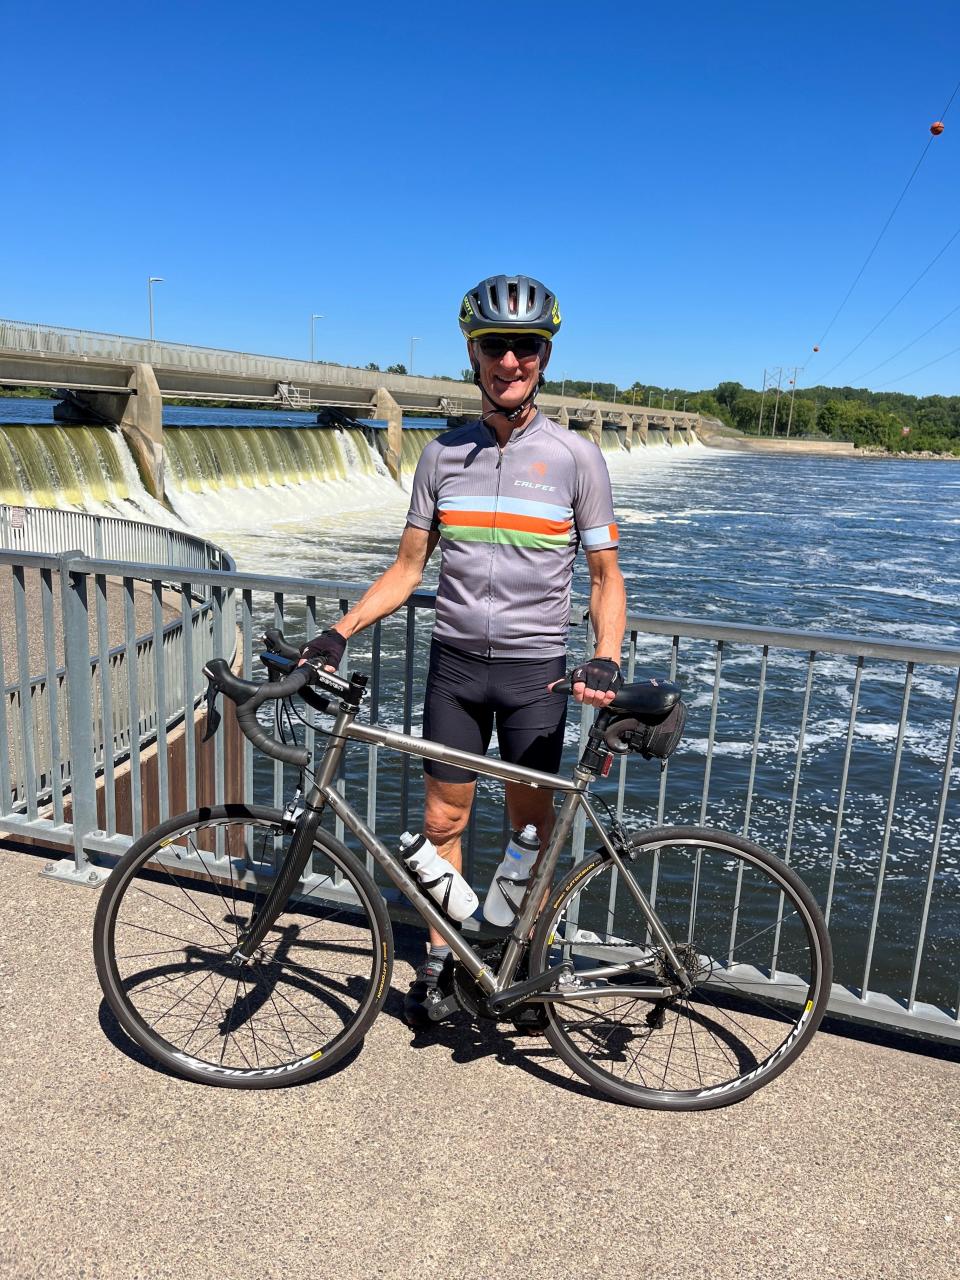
[423,773,475,948]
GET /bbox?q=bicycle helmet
[459,275,561,340]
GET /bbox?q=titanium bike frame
[233,692,692,1007]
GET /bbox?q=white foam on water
[167,469,407,534]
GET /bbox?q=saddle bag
[602,699,687,761]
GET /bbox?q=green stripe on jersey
[441,525,570,549]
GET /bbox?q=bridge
[0,318,702,493]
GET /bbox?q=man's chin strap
[474,369,545,424]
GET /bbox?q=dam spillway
[0,400,695,527]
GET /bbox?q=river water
[181,424,960,1014]
[2,398,959,1011]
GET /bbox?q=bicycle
[93,629,834,1110]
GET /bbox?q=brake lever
[201,678,222,742]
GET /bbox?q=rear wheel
[93,804,393,1087]
[530,826,832,1109]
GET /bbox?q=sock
[428,944,452,962]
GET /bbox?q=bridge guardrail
[0,510,234,838]
[0,550,955,1044]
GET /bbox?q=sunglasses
[475,335,547,360]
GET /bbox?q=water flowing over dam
[0,401,677,528]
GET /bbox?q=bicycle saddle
[607,678,682,716]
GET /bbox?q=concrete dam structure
[0,318,702,501]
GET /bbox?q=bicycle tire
[530,825,833,1110]
[93,804,393,1088]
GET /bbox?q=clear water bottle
[398,832,479,922]
[482,824,540,927]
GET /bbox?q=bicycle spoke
[97,812,389,1081]
[536,833,827,1107]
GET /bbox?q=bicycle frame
[235,697,691,1005]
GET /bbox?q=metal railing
[0,512,234,834]
[0,503,232,571]
[0,551,956,1043]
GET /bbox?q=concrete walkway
[1,844,957,1280]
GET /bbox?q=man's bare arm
[576,547,627,708]
[332,524,439,639]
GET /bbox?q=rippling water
[206,443,960,1013]
[2,397,958,1012]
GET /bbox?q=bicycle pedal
[426,993,461,1022]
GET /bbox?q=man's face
[471,337,551,412]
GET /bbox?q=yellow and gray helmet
[459,274,562,341]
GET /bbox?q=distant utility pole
[769,367,785,436]
[785,366,803,437]
[661,391,666,408]
[409,336,421,374]
[757,367,782,435]
[648,388,654,407]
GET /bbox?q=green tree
[386,363,407,375]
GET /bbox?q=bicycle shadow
[384,928,601,1103]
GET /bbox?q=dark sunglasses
[475,335,547,360]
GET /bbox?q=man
[302,274,626,1028]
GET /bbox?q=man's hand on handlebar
[297,627,346,673]
[549,657,623,709]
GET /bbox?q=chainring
[449,940,508,1021]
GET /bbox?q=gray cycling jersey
[406,411,619,657]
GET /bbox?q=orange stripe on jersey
[439,509,573,536]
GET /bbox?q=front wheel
[530,826,833,1110]
[93,804,393,1087]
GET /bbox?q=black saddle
[608,678,682,716]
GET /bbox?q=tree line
[541,378,960,456]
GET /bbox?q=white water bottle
[398,832,479,922]
[482,824,540,927]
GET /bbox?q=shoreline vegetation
[2,376,958,457]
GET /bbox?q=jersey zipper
[484,445,504,656]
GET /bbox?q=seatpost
[578,710,614,777]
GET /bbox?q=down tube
[320,783,496,990]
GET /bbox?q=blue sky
[3,2,959,396]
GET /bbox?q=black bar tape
[236,700,310,767]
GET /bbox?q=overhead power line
[820,220,960,380]
[813,76,960,352]
[875,339,960,389]
[849,299,960,384]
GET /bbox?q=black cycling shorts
[422,639,568,784]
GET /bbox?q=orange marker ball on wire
[931,121,945,135]
[813,345,820,352]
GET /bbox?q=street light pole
[310,313,324,362]
[409,336,421,374]
[147,276,164,341]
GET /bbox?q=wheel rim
[103,817,382,1079]
[539,836,827,1103]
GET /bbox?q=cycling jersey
[406,412,619,657]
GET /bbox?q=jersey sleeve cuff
[580,522,619,549]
